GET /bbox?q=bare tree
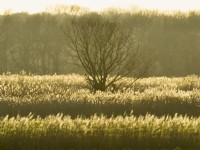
[63,13,151,92]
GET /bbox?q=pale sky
[0,0,200,14]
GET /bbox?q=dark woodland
[0,7,200,76]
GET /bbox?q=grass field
[0,74,200,149]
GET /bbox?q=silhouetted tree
[63,13,150,92]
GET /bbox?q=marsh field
[1,4,200,150]
[0,74,199,150]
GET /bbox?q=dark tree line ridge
[0,7,200,76]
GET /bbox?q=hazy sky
[0,0,200,14]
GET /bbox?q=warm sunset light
[0,0,200,14]
[1,0,200,149]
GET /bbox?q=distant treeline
[0,7,200,76]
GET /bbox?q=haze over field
[1,0,200,14]
[0,0,200,149]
